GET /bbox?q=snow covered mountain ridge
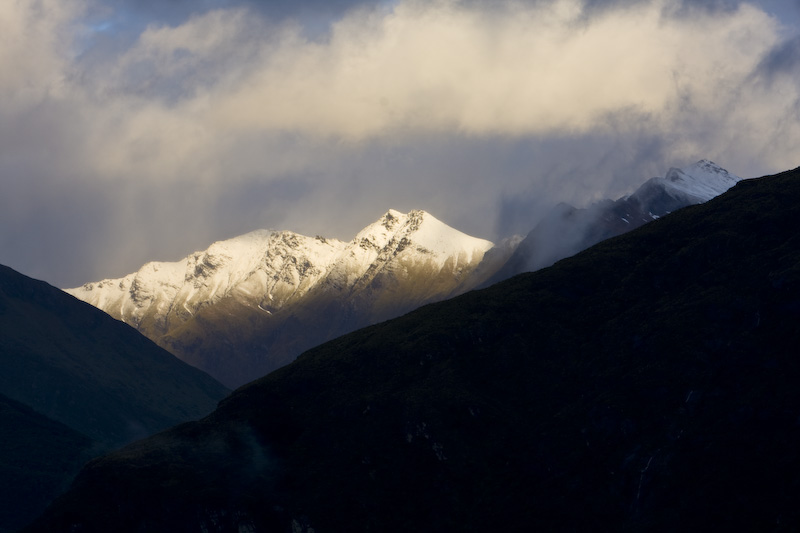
[67,209,493,332]
[66,209,496,385]
[629,159,741,205]
[65,161,742,387]
[483,160,742,285]
[69,228,347,335]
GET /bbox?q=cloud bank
[1,0,798,286]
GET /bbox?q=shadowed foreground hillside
[0,265,230,531]
[0,264,229,447]
[0,394,94,533]
[28,167,800,531]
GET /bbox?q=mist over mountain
[5,0,799,528]
[29,166,800,532]
[487,159,741,283]
[67,161,738,388]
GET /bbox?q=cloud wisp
[1,0,798,286]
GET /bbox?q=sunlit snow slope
[67,162,739,388]
[67,210,495,387]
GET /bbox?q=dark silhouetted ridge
[27,166,800,532]
[0,264,229,446]
[0,264,230,530]
[0,393,94,533]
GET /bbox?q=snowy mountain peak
[67,209,496,373]
[661,160,741,203]
[349,209,492,268]
[402,210,493,260]
[355,210,407,251]
[66,228,349,333]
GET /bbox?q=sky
[1,0,799,288]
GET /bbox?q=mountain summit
[488,160,741,282]
[67,210,496,387]
[651,159,741,203]
[67,162,739,387]
[30,166,800,532]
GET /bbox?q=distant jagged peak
[66,228,348,309]
[354,209,410,251]
[207,228,275,248]
[383,208,405,227]
[621,160,741,207]
[659,159,741,203]
[208,228,344,263]
[67,209,494,312]
[680,159,734,176]
[353,209,493,259]
[195,228,345,266]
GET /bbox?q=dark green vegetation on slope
[29,167,800,531]
[0,265,230,531]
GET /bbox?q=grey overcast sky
[1,0,799,287]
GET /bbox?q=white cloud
[1,0,798,286]
[103,0,778,139]
[0,0,84,108]
[70,0,795,176]
[7,0,792,175]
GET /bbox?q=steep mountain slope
[488,160,740,282]
[29,166,800,532]
[0,393,95,533]
[68,210,496,387]
[0,264,230,531]
[0,264,229,445]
